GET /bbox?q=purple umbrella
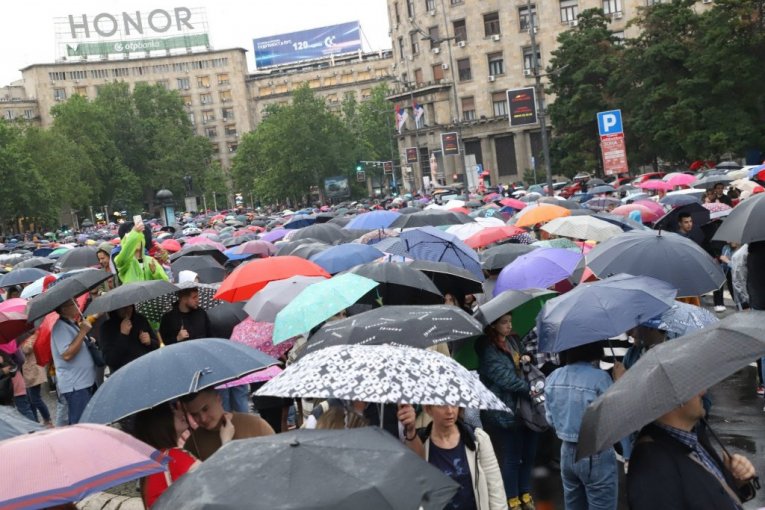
[230,240,276,257]
[494,248,583,294]
[260,229,288,242]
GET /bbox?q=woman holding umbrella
[99,305,160,373]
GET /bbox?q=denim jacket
[544,362,613,443]
[477,336,529,429]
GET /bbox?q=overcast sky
[2,1,392,85]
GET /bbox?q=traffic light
[355,160,364,172]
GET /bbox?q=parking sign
[597,110,623,137]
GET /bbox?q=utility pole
[89,206,95,225]
[212,192,218,212]
[527,0,554,196]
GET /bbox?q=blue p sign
[597,110,623,136]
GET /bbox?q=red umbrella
[214,256,330,302]
[0,311,33,344]
[499,198,527,210]
[482,193,501,203]
[160,239,182,253]
[464,226,526,249]
[448,207,471,215]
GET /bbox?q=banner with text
[66,33,209,56]
[254,21,361,68]
[441,132,460,156]
[507,88,538,127]
[599,134,629,176]
[405,147,419,164]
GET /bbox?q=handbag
[0,374,13,405]
[515,360,550,432]
[85,338,106,368]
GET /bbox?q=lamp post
[155,189,176,228]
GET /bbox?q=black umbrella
[55,247,99,271]
[314,212,336,224]
[588,178,606,187]
[693,174,733,189]
[302,305,483,357]
[275,239,329,257]
[398,206,421,214]
[408,260,483,296]
[290,242,331,260]
[715,160,742,170]
[206,301,248,338]
[14,257,56,271]
[170,255,225,284]
[223,237,247,248]
[0,268,51,288]
[578,311,764,459]
[169,245,228,266]
[586,230,725,297]
[593,213,650,232]
[712,193,765,244]
[327,216,352,227]
[153,427,459,510]
[288,224,348,245]
[653,202,711,232]
[25,269,112,322]
[136,283,221,324]
[83,280,179,316]
[389,210,473,229]
[480,244,538,271]
[343,262,443,305]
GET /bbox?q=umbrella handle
[606,338,618,363]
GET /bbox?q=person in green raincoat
[114,222,169,284]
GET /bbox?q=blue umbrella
[283,214,316,229]
[0,406,44,441]
[536,273,678,353]
[344,210,401,230]
[370,237,409,257]
[309,244,384,274]
[642,301,718,338]
[80,338,279,424]
[399,226,482,280]
[589,185,616,194]
[0,267,51,288]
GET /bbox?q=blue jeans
[63,386,94,425]
[486,424,539,498]
[27,385,51,423]
[219,386,250,413]
[561,441,618,510]
[14,394,36,422]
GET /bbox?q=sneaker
[757,385,765,397]
[521,493,535,510]
[508,497,523,510]
[714,306,726,313]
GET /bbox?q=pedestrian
[419,404,507,510]
[627,391,757,509]
[545,342,623,510]
[160,286,211,345]
[713,183,733,206]
[114,222,169,284]
[0,350,18,407]
[99,305,159,373]
[20,332,52,426]
[477,313,538,510]
[96,241,117,292]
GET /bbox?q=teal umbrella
[272,273,378,344]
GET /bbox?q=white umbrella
[445,222,487,240]
[541,216,623,243]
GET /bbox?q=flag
[395,104,408,134]
[413,101,425,129]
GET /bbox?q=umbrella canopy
[712,193,765,244]
[639,179,673,192]
[231,319,295,360]
[716,160,742,170]
[160,239,182,253]
[257,344,510,411]
[170,244,228,266]
[610,204,661,224]
[513,204,571,228]
[642,301,718,337]
[170,255,225,284]
[344,210,401,230]
[289,242,331,260]
[474,289,557,329]
[0,406,43,441]
[578,311,764,459]
[408,260,484,296]
[479,244,538,270]
[632,200,666,219]
[136,283,220,324]
[586,230,725,297]
[653,202,710,232]
[81,338,279,424]
[659,193,701,208]
[25,269,111,322]
[260,229,288,242]
[215,256,330,302]
[243,275,326,323]
[536,274,677,353]
[583,197,621,212]
[272,273,379,344]
[494,248,582,294]
[0,268,51,289]
[153,427,459,510]
[593,212,650,232]
[499,198,527,210]
[283,214,316,229]
[344,262,443,306]
[54,247,99,271]
[309,244,384,275]
[13,257,56,271]
[84,280,179,316]
[589,185,616,194]
[206,301,248,338]
[694,174,733,189]
[399,227,482,280]
[664,173,696,187]
[464,226,526,249]
[389,209,473,228]
[541,216,623,243]
[301,305,483,358]
[228,240,276,258]
[288,224,348,245]
[0,424,166,510]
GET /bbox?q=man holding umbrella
[160,285,211,344]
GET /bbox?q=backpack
[516,360,550,432]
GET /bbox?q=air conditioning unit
[488,75,496,82]
[524,69,533,77]
[429,9,436,16]
[613,11,623,19]
[457,40,466,48]
[441,63,450,70]
[568,19,578,27]
[432,47,440,54]
[492,34,501,41]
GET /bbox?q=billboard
[405,147,419,164]
[254,21,361,68]
[324,175,351,199]
[67,34,209,56]
[507,88,538,127]
[440,132,460,156]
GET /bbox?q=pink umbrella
[0,424,166,509]
[184,236,225,252]
[218,319,289,388]
[633,199,666,218]
[639,179,673,192]
[230,240,276,257]
[499,198,528,210]
[611,204,662,223]
[665,173,696,187]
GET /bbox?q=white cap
[178,270,199,284]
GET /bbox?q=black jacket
[99,312,159,372]
[627,423,753,510]
[160,305,211,345]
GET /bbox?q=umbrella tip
[290,439,301,447]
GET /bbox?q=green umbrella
[272,273,378,344]
[49,247,71,258]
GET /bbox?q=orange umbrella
[514,204,571,228]
[464,226,526,249]
[214,256,330,302]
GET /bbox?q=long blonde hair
[315,406,369,430]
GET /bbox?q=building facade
[0,84,41,124]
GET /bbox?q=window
[457,58,472,81]
[357,70,371,80]
[156,80,169,90]
[398,37,406,59]
[394,2,401,23]
[492,91,508,116]
[70,70,87,80]
[200,93,212,105]
[197,76,210,88]
[49,71,66,81]
[220,90,233,103]
[484,12,501,36]
[410,32,419,54]
[560,0,579,22]
[4,111,13,120]
[361,88,372,99]
[488,52,504,75]
[173,62,190,72]
[24,109,34,119]
[188,112,195,125]
[222,107,235,121]
[523,46,542,72]
[202,109,215,123]
[613,31,626,44]
[53,88,67,101]
[453,19,467,42]
[603,0,623,14]
[217,73,230,85]
[429,26,440,48]
[181,95,192,107]
[425,0,436,10]
[519,5,538,31]
[461,97,475,121]
[74,86,88,97]
[414,68,424,85]
[205,127,218,139]
[90,69,109,79]
[406,0,415,17]
[432,63,445,81]
[451,0,463,4]
[113,67,129,77]
[225,125,238,137]
[227,142,238,153]
[177,77,190,90]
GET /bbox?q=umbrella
[642,301,718,337]
[54,247,99,271]
[0,424,166,509]
[586,230,725,297]
[260,229,288,242]
[83,280,179,316]
[494,249,582,294]
[170,244,228,266]
[289,242,332,260]
[399,227,483,280]
[231,318,294,360]
[153,427,459,510]
[289,224,348,245]
[499,198,527,210]
[712,193,765,244]
[653,202,710,232]
[257,344,510,411]
[632,200,666,218]
[309,244,384,275]
[343,262,443,305]
[372,237,409,257]
[479,243,538,270]
[244,275,326,323]
[512,204,571,228]
[541,216,623,243]
[536,274,677,353]
[48,247,70,259]
[282,214,316,229]
[25,269,112,322]
[638,179,672,192]
[170,255,225,284]
[160,239,182,253]
[610,204,661,224]
[577,311,764,459]
[206,301,248,338]
[0,406,43,441]
[474,289,558,329]
[273,273,379,344]
[583,197,621,211]
[408,260,484,296]
[81,338,279,424]
[463,226,526,249]
[715,160,742,170]
[659,194,701,208]
[227,240,276,258]
[0,268,51,289]
[664,173,696,187]
[186,236,226,251]
[276,239,329,257]
[214,256,330,302]
[589,185,616,194]
[344,210,401,230]
[389,210,473,228]
[593,212,650,232]
[444,222,488,241]
[136,283,221,324]
[13,257,56,271]
[694,174,733,189]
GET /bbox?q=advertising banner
[254,21,361,68]
[405,147,419,164]
[440,132,460,156]
[599,133,629,176]
[383,161,393,174]
[66,33,209,56]
[507,88,538,127]
[324,175,351,199]
[356,171,366,182]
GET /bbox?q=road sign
[597,110,623,137]
[356,171,366,182]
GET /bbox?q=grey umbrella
[474,288,557,327]
[288,223,348,245]
[343,262,443,305]
[693,174,733,189]
[480,243,538,271]
[84,280,179,316]
[25,269,112,322]
[153,427,459,510]
[170,255,225,284]
[244,275,326,323]
[0,268,51,288]
[408,260,484,296]
[577,311,765,459]
[14,257,56,271]
[0,406,44,441]
[55,247,99,271]
[206,302,248,338]
[712,193,765,244]
[170,245,228,266]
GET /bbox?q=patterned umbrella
[399,226,483,280]
[256,344,511,411]
[137,283,221,324]
[642,301,718,338]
